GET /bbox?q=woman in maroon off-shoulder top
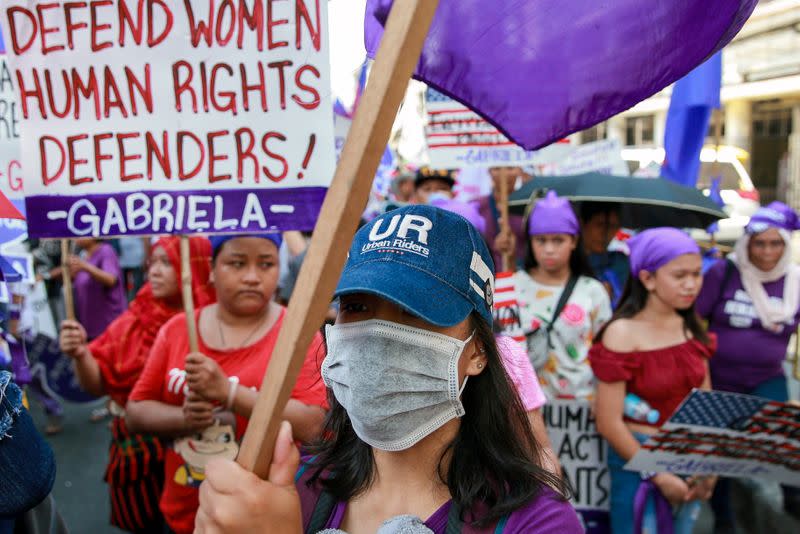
[589,228,717,534]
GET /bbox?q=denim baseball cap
[336,205,496,326]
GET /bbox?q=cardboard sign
[1,0,335,238]
[0,53,26,248]
[550,139,630,176]
[626,390,800,485]
[424,88,541,169]
[544,399,610,533]
[493,272,525,345]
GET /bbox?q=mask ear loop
[457,329,478,398]
[458,376,469,398]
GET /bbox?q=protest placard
[549,139,630,176]
[0,0,335,239]
[544,399,610,534]
[626,389,800,485]
[0,52,26,246]
[425,87,559,169]
[493,272,524,345]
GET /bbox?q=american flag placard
[424,88,539,169]
[625,389,800,485]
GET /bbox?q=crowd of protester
[1,166,799,533]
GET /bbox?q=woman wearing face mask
[126,234,328,534]
[695,202,800,527]
[515,191,612,401]
[59,236,214,533]
[591,228,717,534]
[194,205,580,534]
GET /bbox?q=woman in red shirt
[126,234,328,534]
[590,228,717,534]
[59,236,214,533]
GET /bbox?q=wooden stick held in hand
[60,240,75,321]
[180,236,199,354]
[237,0,442,478]
[498,171,513,273]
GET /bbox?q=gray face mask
[322,319,472,451]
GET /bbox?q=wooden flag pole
[237,0,441,477]
[60,240,75,321]
[498,171,513,273]
[180,236,199,353]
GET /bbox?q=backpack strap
[447,503,510,534]
[494,514,510,533]
[446,503,464,534]
[306,490,338,534]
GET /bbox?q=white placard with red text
[1,0,335,238]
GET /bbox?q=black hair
[596,274,709,345]
[307,312,569,525]
[578,201,622,223]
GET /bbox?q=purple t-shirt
[297,467,583,533]
[73,243,127,339]
[695,259,799,393]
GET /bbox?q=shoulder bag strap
[544,275,579,347]
[306,490,338,534]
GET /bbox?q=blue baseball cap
[336,205,496,327]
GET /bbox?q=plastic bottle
[673,500,702,534]
[624,393,660,425]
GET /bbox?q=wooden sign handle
[498,172,513,273]
[180,236,199,354]
[60,240,75,321]
[237,0,441,478]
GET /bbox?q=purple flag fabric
[365,1,756,150]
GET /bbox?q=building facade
[582,0,800,207]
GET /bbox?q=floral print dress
[513,271,612,400]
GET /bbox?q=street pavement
[30,398,125,534]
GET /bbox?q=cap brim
[335,259,474,327]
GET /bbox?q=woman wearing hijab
[515,191,611,401]
[194,206,581,533]
[59,236,214,533]
[126,233,328,534]
[592,228,716,534]
[696,201,800,527]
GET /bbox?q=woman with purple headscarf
[695,201,800,526]
[514,191,611,400]
[591,228,716,534]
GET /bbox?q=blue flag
[662,52,722,187]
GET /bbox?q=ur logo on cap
[362,214,434,258]
[336,205,497,327]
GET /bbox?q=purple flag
[365,1,756,150]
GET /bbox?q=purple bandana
[527,191,580,236]
[746,201,800,234]
[628,227,700,276]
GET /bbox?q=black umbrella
[508,173,727,229]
